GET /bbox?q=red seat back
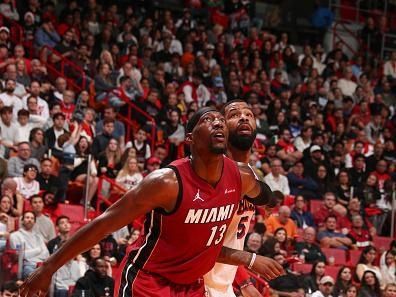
[321,248,347,266]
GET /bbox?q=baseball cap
[147,157,161,165]
[320,276,335,285]
[310,145,322,153]
[0,27,9,34]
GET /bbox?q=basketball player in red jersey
[205,100,270,297]
[20,107,283,297]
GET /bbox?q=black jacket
[73,270,114,297]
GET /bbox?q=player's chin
[209,144,227,155]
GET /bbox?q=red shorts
[116,267,206,297]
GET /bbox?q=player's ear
[185,132,192,144]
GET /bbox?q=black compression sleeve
[245,180,277,207]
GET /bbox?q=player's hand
[19,265,52,297]
[251,255,284,281]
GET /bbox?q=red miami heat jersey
[118,156,242,288]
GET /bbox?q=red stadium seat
[321,248,347,266]
[349,250,361,266]
[325,265,340,279]
[292,263,312,275]
[373,236,394,253]
[309,200,322,213]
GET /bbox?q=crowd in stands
[0,0,395,296]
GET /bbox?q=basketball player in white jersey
[205,100,276,297]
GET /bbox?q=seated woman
[356,246,382,285]
[70,136,98,206]
[97,138,122,179]
[13,164,40,199]
[115,157,143,191]
[303,261,326,294]
[0,195,16,251]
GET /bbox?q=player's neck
[227,146,250,164]
[190,154,224,187]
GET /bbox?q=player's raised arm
[20,168,179,297]
[238,163,277,207]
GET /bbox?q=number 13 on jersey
[206,224,227,246]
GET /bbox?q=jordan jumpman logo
[193,189,204,202]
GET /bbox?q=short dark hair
[103,118,115,125]
[53,112,66,120]
[56,215,70,226]
[17,109,30,117]
[1,281,18,293]
[325,214,338,222]
[0,106,13,114]
[30,194,43,202]
[22,210,36,222]
[40,157,52,164]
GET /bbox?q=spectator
[276,128,303,164]
[52,251,80,297]
[50,77,67,103]
[36,158,60,194]
[115,157,143,190]
[30,194,56,243]
[287,162,318,199]
[335,169,353,207]
[13,164,40,199]
[97,138,122,179]
[73,258,114,297]
[34,18,61,48]
[273,227,292,256]
[15,109,33,143]
[333,266,353,297]
[358,270,381,297]
[317,215,353,250]
[45,112,67,153]
[268,253,305,297]
[29,128,47,161]
[263,158,290,195]
[311,275,335,297]
[383,283,396,297]
[7,142,40,178]
[59,90,76,121]
[22,81,50,119]
[337,66,357,97]
[1,177,22,216]
[303,261,326,294]
[380,251,396,286]
[0,281,19,297]
[0,106,18,154]
[365,143,384,173]
[9,211,49,279]
[245,232,262,253]
[346,214,373,250]
[348,154,368,188]
[295,227,326,264]
[0,195,15,250]
[383,51,396,80]
[95,106,125,149]
[265,205,297,239]
[91,119,114,158]
[290,195,315,228]
[313,192,343,230]
[126,127,151,168]
[47,215,71,255]
[355,246,382,283]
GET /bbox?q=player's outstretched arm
[217,246,284,280]
[238,163,277,207]
[20,168,179,297]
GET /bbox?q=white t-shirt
[116,172,143,190]
[13,177,40,199]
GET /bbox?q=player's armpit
[245,180,277,207]
[217,247,284,280]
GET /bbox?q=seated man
[73,257,114,297]
[9,211,49,279]
[265,205,298,239]
[317,215,353,250]
[290,195,315,228]
[295,227,326,264]
[346,215,372,250]
[311,276,335,297]
[313,192,344,230]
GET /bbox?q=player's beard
[228,130,257,151]
[210,145,227,154]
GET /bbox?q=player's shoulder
[141,167,179,190]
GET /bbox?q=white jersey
[204,165,257,296]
